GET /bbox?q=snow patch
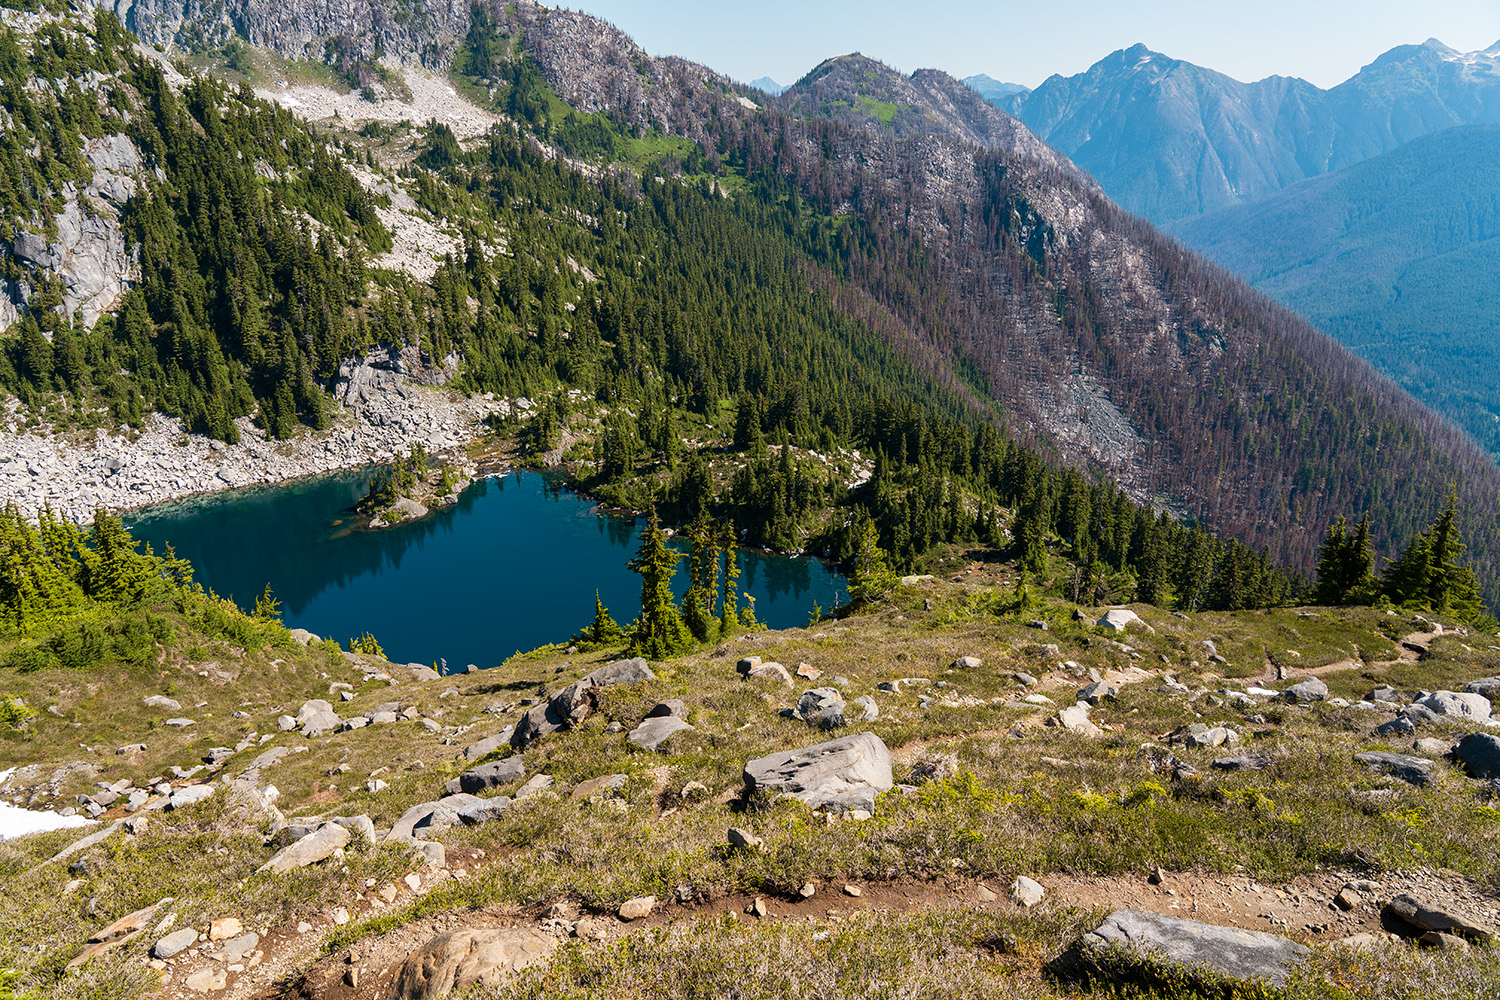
[0,770,96,840]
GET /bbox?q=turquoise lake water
[125,470,846,670]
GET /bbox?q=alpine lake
[124,469,847,670]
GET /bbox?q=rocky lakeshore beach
[0,350,515,524]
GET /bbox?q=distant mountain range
[1168,124,1500,455]
[9,0,1499,597]
[961,73,1028,104]
[749,76,783,96]
[971,39,1500,223]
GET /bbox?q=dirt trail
[253,864,1500,1000]
[1257,626,1443,684]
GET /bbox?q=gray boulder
[1170,723,1237,749]
[745,662,793,685]
[1097,609,1145,631]
[406,663,441,681]
[1466,677,1500,700]
[389,928,557,1000]
[446,757,526,795]
[743,731,893,813]
[142,695,180,711]
[1376,716,1416,737]
[585,658,655,687]
[300,711,343,737]
[295,699,333,722]
[1072,909,1309,987]
[462,731,514,762]
[259,823,350,874]
[1448,732,1500,779]
[1354,751,1436,787]
[166,785,213,810]
[153,927,198,959]
[511,681,596,748]
[1400,703,1444,727]
[1280,678,1328,703]
[1417,691,1492,721]
[1385,893,1498,942]
[387,795,484,842]
[457,797,512,826]
[794,688,847,729]
[851,695,879,721]
[627,715,694,752]
[1076,681,1117,706]
[1048,703,1102,737]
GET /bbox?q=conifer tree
[718,523,744,635]
[1313,514,1376,605]
[628,505,690,658]
[847,513,896,606]
[576,590,625,645]
[681,514,720,642]
[86,510,151,603]
[0,505,84,631]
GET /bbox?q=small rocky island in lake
[356,443,476,528]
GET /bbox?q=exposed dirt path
[1256,626,1442,685]
[250,864,1500,1000]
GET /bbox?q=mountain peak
[749,76,783,96]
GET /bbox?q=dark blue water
[125,470,845,668]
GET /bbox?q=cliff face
[3,133,142,332]
[93,0,470,62]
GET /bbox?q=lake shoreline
[127,469,848,666]
[0,350,514,527]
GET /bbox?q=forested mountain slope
[1168,124,1500,459]
[5,0,1500,608]
[474,6,1500,590]
[995,39,1500,222]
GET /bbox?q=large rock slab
[1417,691,1492,721]
[793,687,847,729]
[1354,751,1435,786]
[390,928,557,1000]
[457,797,511,826]
[1280,678,1328,703]
[627,715,693,752]
[153,927,198,959]
[1097,609,1146,631]
[585,658,655,687]
[446,757,526,795]
[743,732,892,813]
[1467,677,1500,700]
[1048,703,1102,736]
[1073,909,1309,988]
[511,678,603,748]
[388,795,484,842]
[300,710,343,737]
[166,785,214,810]
[1385,893,1498,942]
[295,699,334,722]
[461,731,513,762]
[259,822,350,873]
[1448,732,1500,779]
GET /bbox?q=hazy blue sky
[568,0,1500,89]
